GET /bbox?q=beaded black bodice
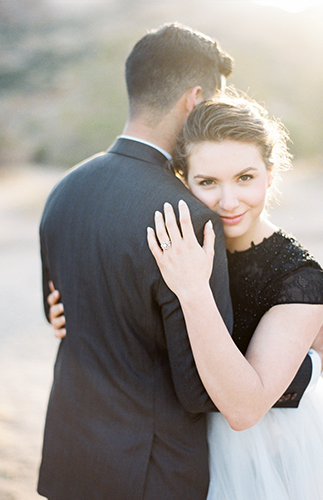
[227,230,323,355]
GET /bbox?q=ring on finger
[160,240,172,251]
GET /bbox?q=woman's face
[186,140,272,251]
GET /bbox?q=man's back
[38,138,233,500]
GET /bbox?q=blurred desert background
[0,0,323,498]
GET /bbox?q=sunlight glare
[254,0,323,12]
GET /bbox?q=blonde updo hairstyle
[172,89,292,200]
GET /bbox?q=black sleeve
[273,266,323,305]
[271,266,323,407]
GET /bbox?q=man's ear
[185,86,203,114]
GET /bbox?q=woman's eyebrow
[193,167,258,181]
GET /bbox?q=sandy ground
[0,162,322,500]
[0,165,63,500]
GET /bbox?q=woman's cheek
[197,190,216,210]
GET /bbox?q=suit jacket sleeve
[154,209,233,413]
[40,230,51,321]
[273,354,312,408]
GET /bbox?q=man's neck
[122,122,173,155]
[122,106,183,156]
[123,88,201,156]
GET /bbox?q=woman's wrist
[178,282,213,309]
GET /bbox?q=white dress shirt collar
[119,135,172,161]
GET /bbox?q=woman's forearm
[179,284,266,430]
[178,285,322,430]
[147,201,322,429]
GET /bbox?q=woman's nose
[218,187,239,211]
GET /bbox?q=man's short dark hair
[125,23,234,115]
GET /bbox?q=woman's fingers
[47,285,60,307]
[203,220,215,259]
[47,282,66,339]
[49,302,66,339]
[49,302,64,322]
[51,314,66,331]
[163,202,182,246]
[157,201,194,249]
[154,203,182,252]
[147,226,163,263]
[53,326,67,339]
[178,200,215,256]
[154,209,171,249]
[149,201,213,257]
[178,200,196,242]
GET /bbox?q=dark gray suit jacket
[38,138,233,500]
[38,138,312,500]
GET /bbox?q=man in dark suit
[38,23,315,500]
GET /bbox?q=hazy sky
[254,0,323,12]
[46,0,323,14]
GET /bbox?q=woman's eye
[200,179,215,186]
[239,174,252,182]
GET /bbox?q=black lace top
[227,230,323,355]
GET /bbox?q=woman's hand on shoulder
[147,200,215,300]
[48,281,66,339]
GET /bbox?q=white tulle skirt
[207,377,323,500]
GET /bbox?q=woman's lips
[219,213,246,225]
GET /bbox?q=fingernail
[164,202,171,209]
[178,199,186,207]
[147,226,153,233]
[155,210,162,217]
[207,220,213,229]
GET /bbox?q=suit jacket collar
[108,137,169,168]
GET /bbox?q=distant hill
[1,0,322,167]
